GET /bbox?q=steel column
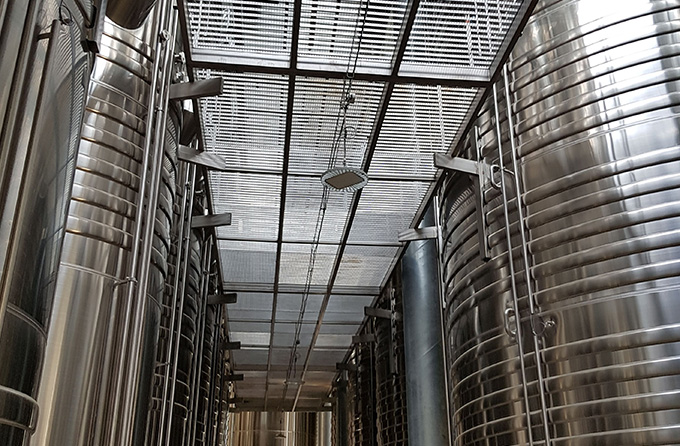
[401,205,450,446]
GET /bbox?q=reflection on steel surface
[441,0,680,445]
[228,411,322,446]
[0,1,90,444]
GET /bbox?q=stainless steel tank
[374,271,408,446]
[228,411,320,446]
[441,0,680,444]
[352,340,375,446]
[30,7,178,445]
[0,1,91,444]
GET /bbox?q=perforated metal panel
[184,0,535,411]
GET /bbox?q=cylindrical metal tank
[374,271,408,446]
[31,7,178,445]
[227,411,320,446]
[442,0,680,445]
[0,1,91,444]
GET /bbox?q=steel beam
[178,144,228,171]
[207,293,237,305]
[191,213,232,228]
[169,77,223,100]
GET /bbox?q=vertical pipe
[161,162,197,446]
[492,82,534,446]
[112,2,177,444]
[502,65,552,445]
[401,206,450,446]
[187,237,212,446]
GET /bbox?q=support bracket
[364,306,402,321]
[169,77,223,101]
[397,226,437,242]
[352,333,376,344]
[191,213,232,229]
[434,130,491,260]
[222,341,241,350]
[225,374,244,382]
[178,145,227,171]
[207,293,237,305]
[336,363,358,372]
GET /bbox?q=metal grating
[289,77,383,175]
[211,172,282,241]
[298,0,408,73]
[347,180,431,244]
[218,239,277,286]
[334,245,400,287]
[401,0,523,78]
[278,243,339,285]
[282,176,353,244]
[187,0,294,63]
[369,84,480,180]
[197,70,288,173]
[182,0,536,411]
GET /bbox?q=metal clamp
[434,127,491,260]
[504,307,517,338]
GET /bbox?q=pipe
[161,162,197,446]
[502,64,552,445]
[106,0,158,29]
[492,82,535,446]
[187,236,213,446]
[110,2,176,443]
[401,205,450,446]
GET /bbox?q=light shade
[321,167,369,191]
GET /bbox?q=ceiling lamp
[321,166,368,191]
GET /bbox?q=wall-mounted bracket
[224,374,244,382]
[169,77,223,101]
[191,213,232,229]
[178,144,228,171]
[352,333,376,344]
[364,306,402,321]
[222,341,241,350]
[434,133,491,261]
[207,293,237,305]
[398,226,437,242]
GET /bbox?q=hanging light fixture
[321,119,369,192]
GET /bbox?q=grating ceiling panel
[230,332,272,347]
[289,77,383,176]
[334,245,399,288]
[210,172,281,241]
[196,70,288,173]
[298,0,407,73]
[275,293,323,323]
[347,180,430,244]
[401,0,522,78]
[218,239,277,286]
[231,348,269,366]
[369,84,480,180]
[187,0,293,63]
[282,176,352,244]
[278,243,339,285]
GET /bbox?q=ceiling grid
[179,0,535,411]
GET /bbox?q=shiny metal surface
[30,8,177,445]
[317,411,333,446]
[227,411,320,446]
[374,272,409,446]
[441,0,680,444]
[352,341,374,446]
[106,0,157,29]
[0,1,90,444]
[402,206,450,446]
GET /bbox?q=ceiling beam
[190,57,489,88]
[264,0,302,411]
[291,0,422,411]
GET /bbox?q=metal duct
[106,0,158,29]
[402,206,450,446]
[30,4,179,444]
[441,0,680,444]
[374,271,408,446]
[227,411,320,446]
[0,2,91,445]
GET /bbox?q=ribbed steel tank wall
[30,9,179,445]
[374,269,408,446]
[352,341,375,446]
[441,0,680,444]
[0,1,90,444]
[227,411,320,446]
